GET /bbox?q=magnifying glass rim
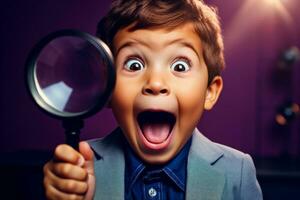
[25,29,115,119]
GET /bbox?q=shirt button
[148,187,157,198]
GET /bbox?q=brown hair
[97,0,225,84]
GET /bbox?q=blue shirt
[124,138,192,200]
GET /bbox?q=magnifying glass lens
[34,36,108,114]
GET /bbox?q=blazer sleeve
[240,154,263,200]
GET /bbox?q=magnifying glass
[25,30,115,150]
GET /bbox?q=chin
[136,148,176,165]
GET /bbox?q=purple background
[0,0,299,158]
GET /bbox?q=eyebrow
[115,38,201,59]
[115,41,141,56]
[171,39,202,60]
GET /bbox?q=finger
[45,168,88,195]
[45,184,84,200]
[53,144,84,166]
[79,142,95,175]
[52,163,88,181]
[79,142,94,162]
[84,174,96,200]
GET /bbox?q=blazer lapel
[186,129,226,200]
[89,128,125,200]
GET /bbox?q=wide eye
[124,58,144,71]
[171,60,190,72]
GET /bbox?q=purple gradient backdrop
[0,0,299,157]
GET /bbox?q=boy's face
[110,22,223,164]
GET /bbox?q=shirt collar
[125,137,192,192]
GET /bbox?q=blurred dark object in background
[275,101,299,126]
[268,45,300,157]
[272,46,300,89]
[278,46,300,70]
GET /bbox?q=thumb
[79,141,96,200]
[79,141,95,175]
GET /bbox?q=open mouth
[137,111,176,145]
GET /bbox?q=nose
[142,72,170,96]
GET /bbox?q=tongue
[141,123,171,144]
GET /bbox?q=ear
[204,76,223,110]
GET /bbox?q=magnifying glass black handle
[63,119,83,151]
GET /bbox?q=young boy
[43,0,263,199]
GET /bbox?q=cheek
[111,78,133,117]
[111,88,128,113]
[110,77,142,149]
[175,79,207,127]
[110,76,140,132]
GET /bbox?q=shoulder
[191,129,251,167]
[88,127,124,159]
[217,143,263,199]
[214,142,250,166]
[191,129,262,199]
[212,142,256,184]
[215,143,263,199]
[212,141,257,179]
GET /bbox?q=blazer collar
[90,128,225,200]
[186,128,225,200]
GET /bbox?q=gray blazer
[89,128,263,200]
